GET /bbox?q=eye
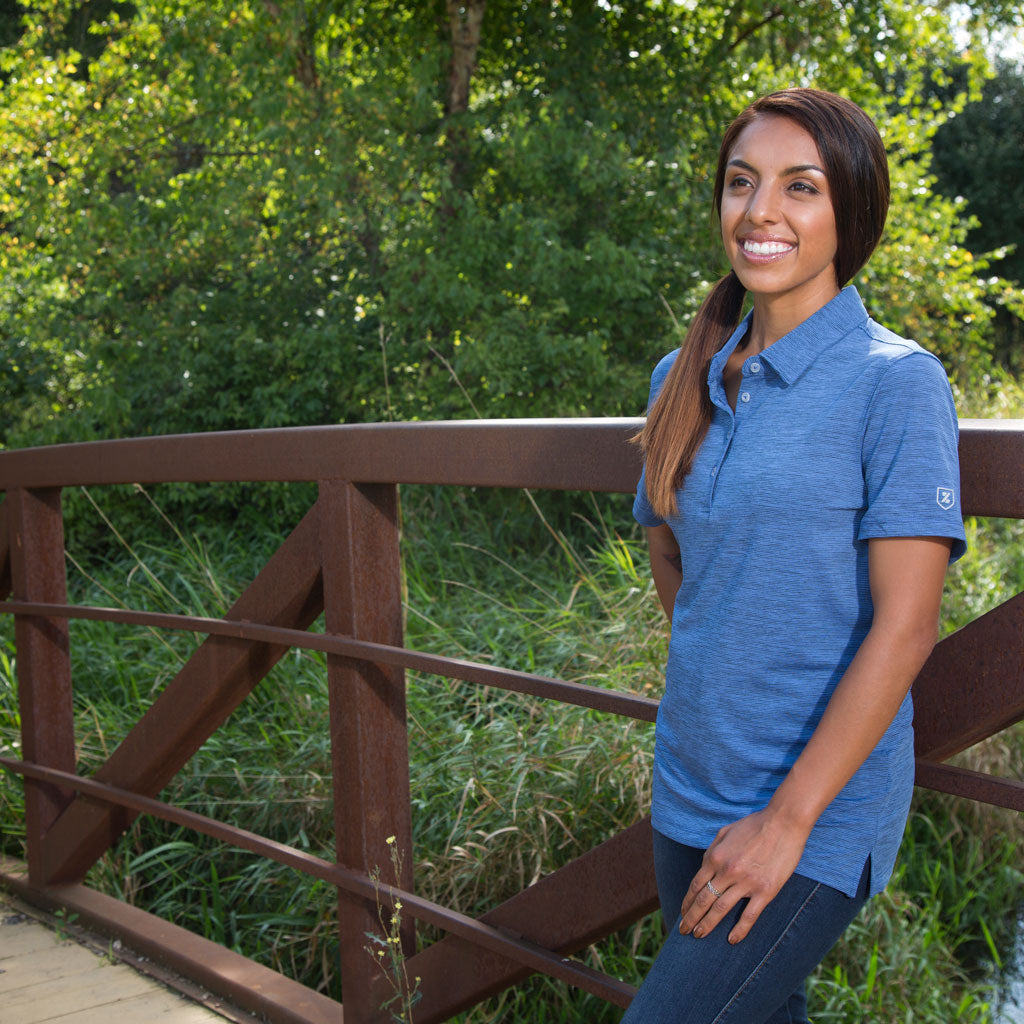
[727,173,754,190]
[788,180,821,195]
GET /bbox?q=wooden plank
[0,892,229,1024]
[4,963,156,1021]
[0,942,103,990]
[1,871,341,1024]
[320,480,414,1023]
[913,590,1024,760]
[48,991,228,1024]
[0,920,62,957]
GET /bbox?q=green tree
[0,0,1020,451]
[930,59,1024,369]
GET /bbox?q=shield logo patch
[936,487,955,510]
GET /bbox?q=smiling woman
[624,90,967,1024]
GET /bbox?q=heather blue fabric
[633,286,966,898]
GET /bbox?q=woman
[623,89,966,1023]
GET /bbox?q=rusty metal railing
[0,418,1022,1023]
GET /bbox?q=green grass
[1,481,1022,1021]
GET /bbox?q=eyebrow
[727,158,827,176]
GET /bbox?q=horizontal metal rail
[0,600,660,723]
[0,418,1022,516]
[0,756,637,1008]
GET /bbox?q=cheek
[719,199,742,240]
[802,211,837,257]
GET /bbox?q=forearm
[766,616,937,834]
[645,524,682,620]
[768,536,950,832]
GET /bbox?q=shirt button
[750,362,761,373]
[710,466,718,476]
[741,392,751,403]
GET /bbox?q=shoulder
[651,349,679,386]
[645,348,680,404]
[859,319,945,373]
[856,321,959,446]
[847,318,953,402]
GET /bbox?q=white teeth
[743,239,793,255]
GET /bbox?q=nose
[745,183,779,225]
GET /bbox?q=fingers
[675,811,806,943]
[678,873,744,941]
[677,850,774,943]
[727,895,768,945]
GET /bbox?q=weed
[53,908,79,942]
[365,836,422,1023]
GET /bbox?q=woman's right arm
[646,524,682,621]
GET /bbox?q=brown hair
[635,89,890,519]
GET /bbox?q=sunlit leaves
[0,0,1020,451]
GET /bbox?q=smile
[742,239,795,256]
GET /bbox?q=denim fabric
[620,831,870,1024]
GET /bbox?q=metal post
[7,487,75,886]
[319,480,414,1022]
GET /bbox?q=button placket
[737,357,762,412]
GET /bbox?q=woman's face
[719,114,839,318]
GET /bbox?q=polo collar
[710,286,869,388]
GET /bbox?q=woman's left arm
[679,535,953,943]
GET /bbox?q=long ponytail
[633,270,746,519]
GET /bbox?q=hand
[678,808,810,945]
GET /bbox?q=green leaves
[0,0,1020,452]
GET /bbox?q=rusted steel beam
[38,504,325,884]
[0,600,661,724]
[405,817,657,1021]
[913,591,1024,762]
[958,419,1024,518]
[2,420,1022,510]
[0,857,341,1024]
[7,488,75,886]
[320,480,415,1023]
[0,499,11,599]
[0,419,646,492]
[0,761,635,1006]
[915,760,1024,812]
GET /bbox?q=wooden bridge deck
[0,892,253,1024]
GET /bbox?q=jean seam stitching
[709,882,823,1024]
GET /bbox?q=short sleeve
[633,465,663,527]
[632,351,679,528]
[858,351,967,562]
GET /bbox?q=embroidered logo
[936,486,955,510]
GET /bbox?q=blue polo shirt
[633,286,966,897]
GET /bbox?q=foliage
[932,59,1024,286]
[0,0,1020,456]
[929,58,1024,371]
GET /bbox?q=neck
[746,283,841,352]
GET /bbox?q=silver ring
[706,880,723,898]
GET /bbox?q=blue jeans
[620,830,870,1024]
